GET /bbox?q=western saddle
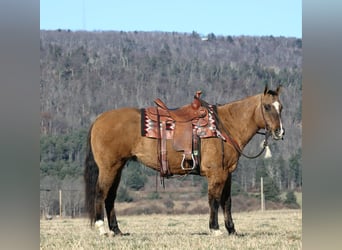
[144,91,210,177]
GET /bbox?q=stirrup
[180,153,196,170]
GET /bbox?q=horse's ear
[276,85,283,95]
[263,84,269,95]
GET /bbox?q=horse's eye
[264,104,271,111]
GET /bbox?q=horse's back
[90,107,141,166]
[92,107,140,135]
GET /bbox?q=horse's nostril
[274,128,284,137]
[275,127,285,138]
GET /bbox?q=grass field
[40,209,301,250]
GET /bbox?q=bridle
[214,95,272,159]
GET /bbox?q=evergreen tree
[284,190,300,209]
[256,160,281,202]
[116,185,133,202]
[263,177,280,202]
[289,149,302,188]
[124,161,147,191]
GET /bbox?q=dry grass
[40,210,301,250]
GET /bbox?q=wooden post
[261,177,265,212]
[59,189,62,217]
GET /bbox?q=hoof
[210,229,223,236]
[109,231,130,237]
[95,220,107,236]
[118,232,130,236]
[230,231,245,237]
[228,229,236,235]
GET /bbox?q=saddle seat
[154,91,207,122]
[146,91,208,126]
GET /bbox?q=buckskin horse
[84,85,284,236]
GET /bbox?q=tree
[207,33,216,41]
[231,181,244,196]
[277,155,287,191]
[289,149,302,189]
[116,185,133,202]
[201,180,208,197]
[263,177,280,202]
[284,190,300,209]
[124,161,147,191]
[256,160,281,202]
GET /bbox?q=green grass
[40,210,302,250]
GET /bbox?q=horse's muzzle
[273,127,285,140]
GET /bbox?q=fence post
[59,189,62,217]
[261,177,265,212]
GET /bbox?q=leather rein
[211,96,272,159]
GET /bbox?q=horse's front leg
[208,193,220,232]
[220,173,236,235]
[208,180,225,236]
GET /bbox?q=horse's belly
[133,137,189,173]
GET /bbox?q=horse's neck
[217,94,262,148]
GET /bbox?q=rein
[210,97,272,160]
[229,129,271,159]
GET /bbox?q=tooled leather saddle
[141,91,224,177]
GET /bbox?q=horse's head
[261,85,285,140]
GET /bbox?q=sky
[40,0,302,38]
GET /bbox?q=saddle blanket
[141,105,224,140]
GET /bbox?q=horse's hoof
[95,220,107,236]
[228,229,236,235]
[109,231,130,237]
[210,229,223,236]
[231,232,245,237]
[120,232,130,236]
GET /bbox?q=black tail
[84,124,98,226]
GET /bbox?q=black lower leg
[95,187,104,222]
[105,172,123,235]
[209,197,220,230]
[105,196,122,235]
[221,175,236,234]
[224,197,236,234]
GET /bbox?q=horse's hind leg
[105,168,125,236]
[220,173,236,235]
[94,181,107,236]
[94,168,122,236]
